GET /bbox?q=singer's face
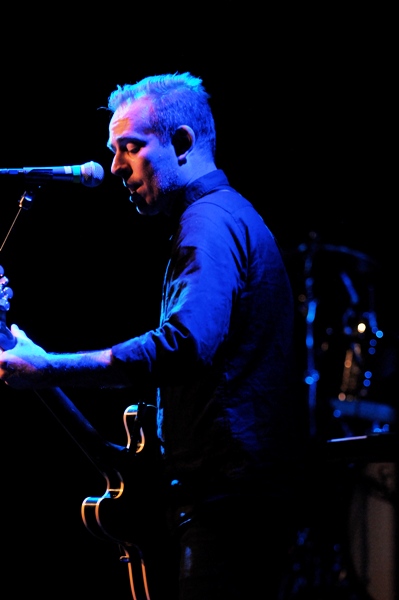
[108,100,182,216]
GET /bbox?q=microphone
[0,161,105,187]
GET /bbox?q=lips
[129,190,144,205]
[125,182,141,195]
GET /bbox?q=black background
[1,8,397,598]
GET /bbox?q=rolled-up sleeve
[111,199,247,385]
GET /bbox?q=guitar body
[81,402,163,546]
[81,403,165,600]
[1,266,165,600]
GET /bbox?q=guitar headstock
[0,264,16,350]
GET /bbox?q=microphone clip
[19,188,38,210]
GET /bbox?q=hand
[0,324,50,388]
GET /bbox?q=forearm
[1,347,132,390]
[44,349,129,388]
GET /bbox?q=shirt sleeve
[111,198,247,385]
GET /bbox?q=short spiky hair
[108,72,216,157]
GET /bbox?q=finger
[10,324,26,338]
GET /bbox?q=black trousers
[142,494,297,600]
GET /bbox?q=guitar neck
[34,386,125,475]
[0,266,15,350]
[0,312,16,350]
[0,306,124,472]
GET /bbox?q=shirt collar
[167,169,230,231]
[183,169,230,208]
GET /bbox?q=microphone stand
[298,234,320,440]
[0,185,41,346]
[0,186,38,252]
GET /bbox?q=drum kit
[283,232,398,600]
[293,232,397,439]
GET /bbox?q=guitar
[0,265,162,600]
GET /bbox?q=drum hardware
[287,234,397,600]
[296,233,386,441]
[330,398,397,432]
[324,431,398,463]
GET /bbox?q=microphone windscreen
[81,161,105,187]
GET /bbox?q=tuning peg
[1,286,13,298]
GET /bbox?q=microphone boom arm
[0,161,104,188]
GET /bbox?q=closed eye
[126,143,141,154]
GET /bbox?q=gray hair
[108,72,216,157]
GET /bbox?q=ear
[172,126,195,161]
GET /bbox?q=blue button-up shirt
[112,170,302,502]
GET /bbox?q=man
[0,72,307,599]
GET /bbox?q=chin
[130,193,156,216]
[135,204,159,217]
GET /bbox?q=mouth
[129,190,147,209]
[124,180,142,195]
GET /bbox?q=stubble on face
[110,101,184,217]
[134,148,183,216]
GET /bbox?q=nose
[111,152,131,178]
